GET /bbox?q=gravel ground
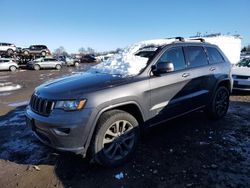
[0,66,250,188]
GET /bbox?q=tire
[7,49,14,55]
[41,51,46,56]
[23,51,29,55]
[91,110,140,167]
[9,66,17,72]
[74,62,79,67]
[206,86,230,120]
[55,64,62,70]
[34,64,40,71]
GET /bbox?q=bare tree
[87,47,95,54]
[54,46,68,56]
[78,47,86,54]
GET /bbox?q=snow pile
[90,39,175,76]
[190,35,241,64]
[8,100,29,107]
[0,82,22,92]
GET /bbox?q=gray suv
[26,38,232,167]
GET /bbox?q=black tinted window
[185,46,208,68]
[0,60,9,62]
[158,47,186,71]
[206,47,224,64]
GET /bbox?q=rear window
[185,46,208,68]
[206,47,224,64]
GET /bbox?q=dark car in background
[80,54,96,63]
[22,45,51,56]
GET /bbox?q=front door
[148,46,192,126]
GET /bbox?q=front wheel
[91,110,140,167]
[23,51,29,55]
[9,66,17,72]
[206,86,230,119]
[41,51,46,56]
[7,49,14,55]
[74,62,79,67]
[34,64,40,71]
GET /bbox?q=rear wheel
[55,64,62,70]
[206,86,230,119]
[91,110,140,167]
[34,64,40,71]
[9,66,17,72]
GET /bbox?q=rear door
[40,58,49,68]
[205,46,228,95]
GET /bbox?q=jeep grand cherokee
[26,37,232,167]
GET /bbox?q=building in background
[190,33,242,64]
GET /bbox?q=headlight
[54,99,86,111]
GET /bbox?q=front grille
[234,75,250,80]
[30,94,54,116]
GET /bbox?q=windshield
[236,59,250,67]
[89,39,174,77]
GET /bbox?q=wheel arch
[83,101,145,156]
[214,78,232,93]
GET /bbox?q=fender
[82,101,144,156]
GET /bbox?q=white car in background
[0,58,19,71]
[232,58,250,91]
[27,57,63,70]
[0,43,17,55]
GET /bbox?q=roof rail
[166,37,185,42]
[190,38,205,42]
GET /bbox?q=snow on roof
[90,39,175,76]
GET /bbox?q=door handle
[182,73,190,78]
[209,67,216,71]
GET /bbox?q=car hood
[232,67,250,76]
[35,72,130,99]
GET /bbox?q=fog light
[53,128,70,136]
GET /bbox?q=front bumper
[26,105,94,154]
[233,79,250,91]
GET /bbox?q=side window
[43,58,49,62]
[157,47,186,71]
[206,47,224,64]
[185,46,208,68]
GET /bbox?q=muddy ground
[0,65,250,188]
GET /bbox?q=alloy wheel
[102,120,135,161]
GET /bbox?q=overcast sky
[0,0,249,53]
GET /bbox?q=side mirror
[152,62,174,75]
